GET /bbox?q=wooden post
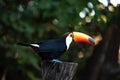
[41,61,78,80]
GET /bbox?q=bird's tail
[17,42,31,47]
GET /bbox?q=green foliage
[0,0,119,79]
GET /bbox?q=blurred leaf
[101,15,107,23]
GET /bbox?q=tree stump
[41,61,78,80]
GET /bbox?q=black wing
[36,38,67,60]
[37,39,67,53]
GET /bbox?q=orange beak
[73,32,95,45]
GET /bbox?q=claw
[50,59,62,63]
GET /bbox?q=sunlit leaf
[101,15,107,23]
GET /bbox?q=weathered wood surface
[41,61,78,80]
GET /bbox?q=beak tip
[88,38,95,45]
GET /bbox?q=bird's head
[66,32,95,45]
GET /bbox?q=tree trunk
[86,6,120,80]
[41,61,78,80]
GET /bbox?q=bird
[17,32,95,62]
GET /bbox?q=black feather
[17,42,31,47]
[17,36,68,60]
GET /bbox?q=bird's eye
[70,33,73,37]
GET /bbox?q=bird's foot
[50,59,62,63]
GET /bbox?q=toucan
[17,32,94,62]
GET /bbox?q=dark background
[0,0,120,80]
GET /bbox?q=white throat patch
[31,44,39,47]
[66,36,72,50]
